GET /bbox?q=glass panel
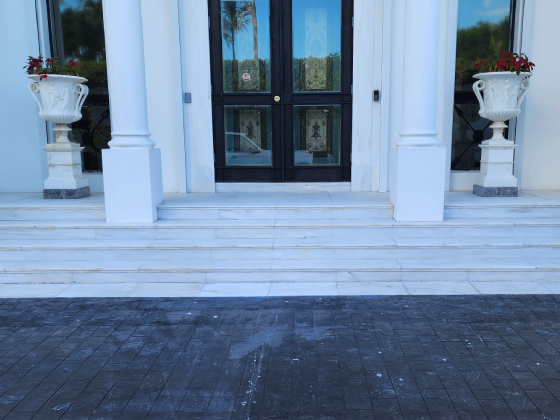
[221,0,271,93]
[294,105,340,166]
[451,0,513,171]
[292,0,341,92]
[49,0,109,172]
[224,106,272,166]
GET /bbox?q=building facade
[1,0,559,222]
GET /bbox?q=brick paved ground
[1,296,560,419]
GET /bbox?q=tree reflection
[455,16,510,90]
[221,2,251,61]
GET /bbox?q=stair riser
[158,207,394,220]
[445,207,560,219]
[1,269,559,284]
[0,247,557,261]
[1,205,557,222]
[2,207,556,222]
[0,226,559,240]
[0,209,105,221]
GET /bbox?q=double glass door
[210,0,353,182]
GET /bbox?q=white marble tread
[1,191,559,212]
[2,280,560,298]
[0,193,105,208]
[1,218,560,230]
[0,259,558,276]
[1,236,559,251]
[160,192,394,210]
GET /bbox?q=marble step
[0,219,559,240]
[0,258,559,284]
[444,202,560,219]
[157,192,394,220]
[0,238,559,261]
[0,219,557,242]
[0,195,106,221]
[157,204,394,220]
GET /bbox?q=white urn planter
[28,74,91,199]
[472,71,531,197]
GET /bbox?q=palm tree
[221,2,251,61]
[248,2,258,60]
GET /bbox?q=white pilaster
[391,0,445,222]
[102,0,163,223]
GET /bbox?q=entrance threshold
[215,182,351,194]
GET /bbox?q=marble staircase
[0,191,559,284]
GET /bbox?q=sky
[59,0,84,12]
[221,0,271,61]
[458,0,512,28]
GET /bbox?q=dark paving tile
[1,295,560,418]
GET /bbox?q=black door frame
[209,0,353,183]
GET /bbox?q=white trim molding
[351,0,382,192]
[178,0,216,193]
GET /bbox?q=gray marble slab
[43,187,91,199]
[473,185,518,197]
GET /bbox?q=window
[48,0,109,172]
[451,0,516,171]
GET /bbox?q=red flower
[496,59,508,70]
[474,59,486,69]
[46,58,54,64]
[39,74,48,81]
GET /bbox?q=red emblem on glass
[242,73,251,82]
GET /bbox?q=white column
[391,0,446,221]
[101,0,163,223]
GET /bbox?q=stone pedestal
[42,125,90,199]
[473,122,518,197]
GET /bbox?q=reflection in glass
[293,0,341,92]
[294,106,340,166]
[221,0,271,92]
[451,104,493,171]
[451,0,513,171]
[224,106,273,166]
[455,0,512,91]
[49,0,109,172]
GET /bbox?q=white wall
[141,0,185,193]
[0,2,49,192]
[514,0,560,190]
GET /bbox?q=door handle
[274,96,281,103]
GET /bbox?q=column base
[43,187,91,199]
[102,148,163,223]
[391,147,445,222]
[473,185,518,197]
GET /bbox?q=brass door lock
[274,96,280,103]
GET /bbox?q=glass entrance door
[209,0,353,182]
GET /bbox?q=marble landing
[2,280,560,298]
